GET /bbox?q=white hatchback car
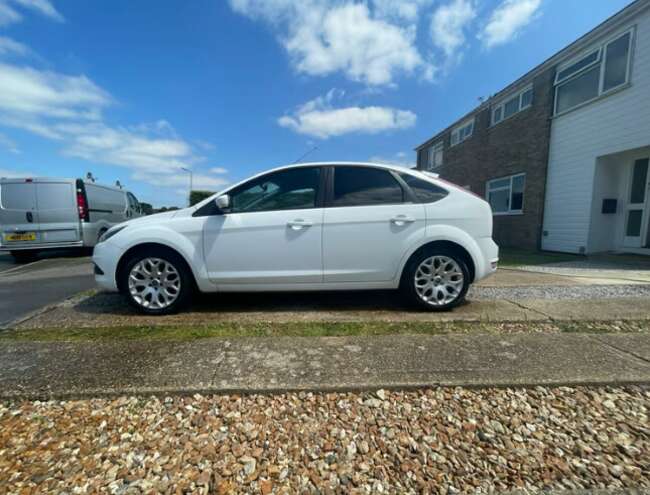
[93,163,498,314]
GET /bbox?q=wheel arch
[399,238,478,285]
[115,242,199,293]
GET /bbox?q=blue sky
[0,0,633,207]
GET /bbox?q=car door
[323,166,425,283]
[35,180,81,244]
[0,180,40,246]
[203,166,324,285]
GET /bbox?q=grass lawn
[498,248,582,267]
[1,319,648,342]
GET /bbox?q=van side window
[127,192,140,212]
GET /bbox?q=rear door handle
[287,219,313,230]
[390,215,415,226]
[26,212,33,223]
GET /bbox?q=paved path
[1,332,649,399]
[0,255,95,327]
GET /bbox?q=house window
[492,85,533,125]
[486,173,525,215]
[450,118,474,146]
[554,29,633,115]
[427,141,444,169]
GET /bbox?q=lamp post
[180,167,193,207]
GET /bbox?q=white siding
[542,8,650,253]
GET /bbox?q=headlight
[98,225,127,244]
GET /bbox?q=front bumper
[92,240,124,292]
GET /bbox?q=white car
[93,162,498,315]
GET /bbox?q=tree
[190,190,214,206]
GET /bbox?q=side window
[398,173,448,203]
[332,167,404,207]
[128,193,140,212]
[230,167,320,213]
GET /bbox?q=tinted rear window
[399,173,448,203]
[333,167,403,207]
[0,183,35,210]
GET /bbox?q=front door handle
[390,215,415,226]
[287,219,313,230]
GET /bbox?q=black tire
[400,247,470,311]
[10,250,38,263]
[119,247,194,315]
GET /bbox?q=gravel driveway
[1,387,648,494]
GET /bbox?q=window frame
[450,118,474,147]
[553,28,634,116]
[485,173,526,216]
[491,84,534,126]
[194,166,326,217]
[426,141,444,170]
[325,165,413,208]
[398,172,449,204]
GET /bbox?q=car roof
[262,161,423,175]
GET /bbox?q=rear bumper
[0,240,84,252]
[474,237,499,281]
[92,241,123,292]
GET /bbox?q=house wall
[417,69,555,250]
[542,8,650,253]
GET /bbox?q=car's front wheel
[120,248,193,315]
[401,248,470,311]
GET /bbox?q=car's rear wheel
[401,248,470,311]
[10,250,38,264]
[120,248,193,315]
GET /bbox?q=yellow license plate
[5,232,36,242]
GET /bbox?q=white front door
[623,158,650,248]
[203,166,324,285]
[323,166,425,283]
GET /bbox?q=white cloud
[279,89,416,139]
[0,59,230,198]
[0,63,110,122]
[479,0,542,49]
[369,151,415,168]
[0,36,30,56]
[210,166,228,174]
[430,0,476,59]
[229,0,432,86]
[0,0,63,26]
[0,167,34,178]
[0,132,19,153]
[12,0,63,22]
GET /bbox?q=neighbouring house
[415,0,650,255]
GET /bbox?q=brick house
[416,0,650,254]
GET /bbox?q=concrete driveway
[0,254,95,327]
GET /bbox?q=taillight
[77,190,89,222]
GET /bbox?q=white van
[0,177,143,262]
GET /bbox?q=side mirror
[215,194,231,212]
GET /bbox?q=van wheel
[119,248,193,315]
[401,248,470,311]
[10,250,38,264]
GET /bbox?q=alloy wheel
[128,257,181,309]
[414,255,464,306]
